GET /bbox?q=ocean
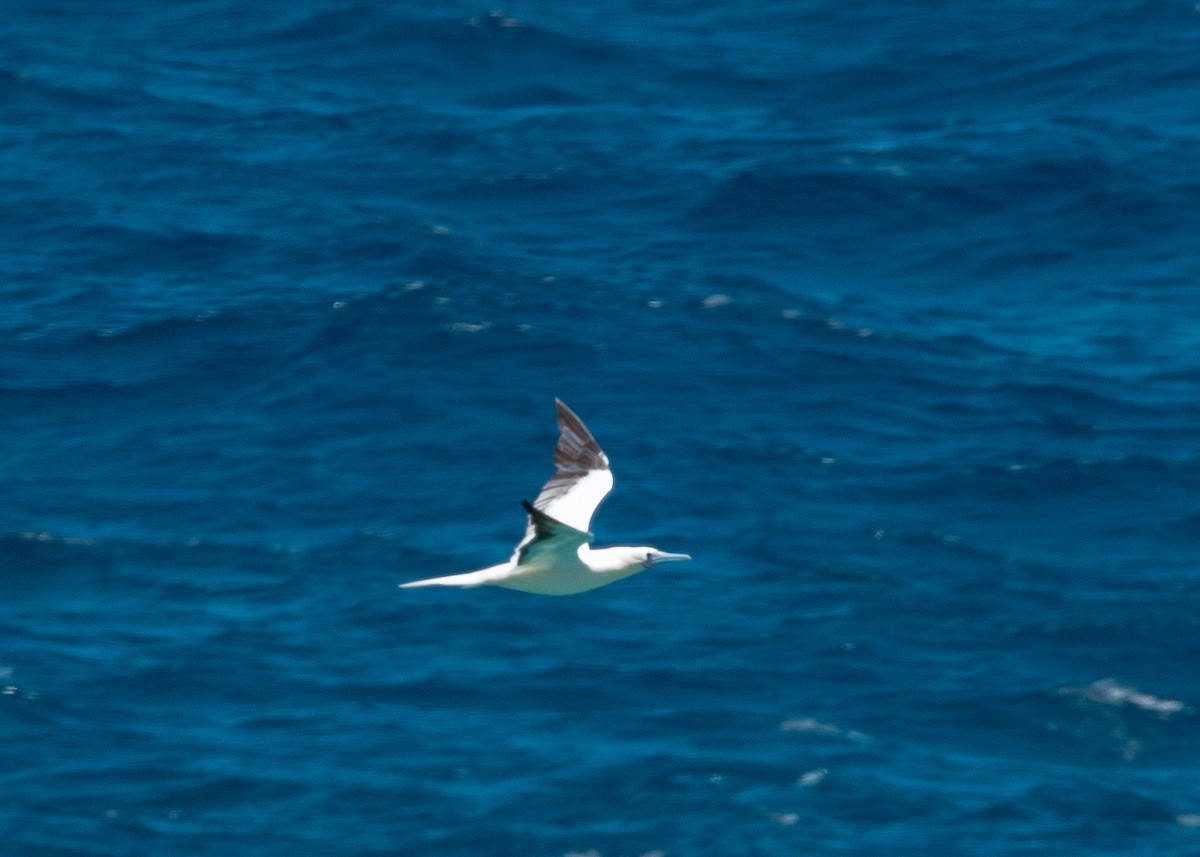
[3,1,1200,854]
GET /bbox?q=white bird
[400,399,691,595]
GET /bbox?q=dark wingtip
[520,499,535,514]
[549,399,608,473]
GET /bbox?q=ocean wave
[687,134,1200,248]
[1054,679,1194,763]
[258,7,636,85]
[1061,678,1186,718]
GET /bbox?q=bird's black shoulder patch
[519,499,593,547]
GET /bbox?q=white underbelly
[494,565,629,595]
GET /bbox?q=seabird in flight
[400,399,690,595]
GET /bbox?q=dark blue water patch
[1163,510,1200,543]
[689,165,926,233]
[466,82,600,111]
[238,8,650,111]
[685,126,1200,275]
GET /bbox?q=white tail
[399,563,513,589]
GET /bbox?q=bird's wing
[513,399,613,554]
[516,500,593,567]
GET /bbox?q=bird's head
[633,547,692,569]
[585,545,692,577]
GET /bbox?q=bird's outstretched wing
[512,399,613,557]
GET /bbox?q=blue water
[4,1,1200,854]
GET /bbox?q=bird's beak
[649,551,691,566]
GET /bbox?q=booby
[400,399,690,595]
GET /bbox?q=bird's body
[400,400,689,595]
